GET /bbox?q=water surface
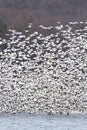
[0,114,87,130]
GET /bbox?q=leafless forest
[0,0,87,30]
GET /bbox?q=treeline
[0,0,86,10]
[0,0,87,30]
[0,19,7,36]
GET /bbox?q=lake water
[0,113,87,130]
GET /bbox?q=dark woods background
[0,0,87,30]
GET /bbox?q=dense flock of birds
[0,22,87,114]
